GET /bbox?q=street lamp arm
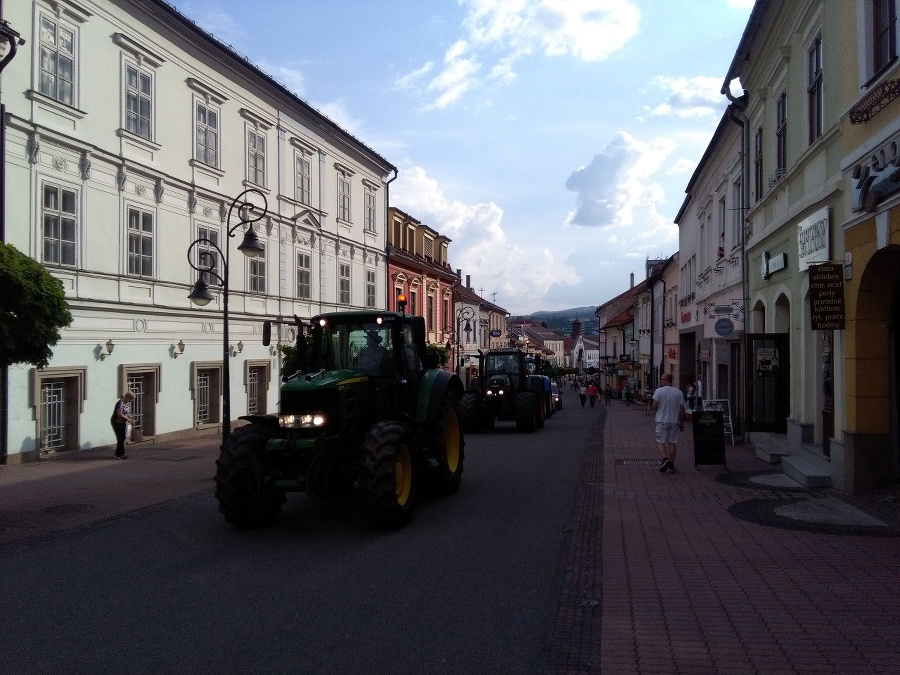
[226,188,267,238]
[186,238,226,287]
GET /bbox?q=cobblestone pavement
[549,401,900,674]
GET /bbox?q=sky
[168,0,755,316]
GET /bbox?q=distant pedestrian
[579,384,587,407]
[623,384,631,406]
[652,373,685,473]
[110,391,135,460]
[644,385,652,415]
[604,385,612,406]
[588,383,598,407]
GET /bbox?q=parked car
[551,383,563,410]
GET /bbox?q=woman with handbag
[110,391,135,460]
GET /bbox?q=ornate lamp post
[455,305,475,378]
[187,189,267,442]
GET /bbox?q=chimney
[630,272,634,289]
[466,274,471,289]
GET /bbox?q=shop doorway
[746,333,790,432]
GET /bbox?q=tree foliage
[0,243,73,369]
[426,343,449,369]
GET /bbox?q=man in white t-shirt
[651,373,686,473]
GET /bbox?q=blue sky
[169,0,754,315]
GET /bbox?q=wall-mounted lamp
[99,339,115,360]
[172,340,185,358]
[231,340,244,357]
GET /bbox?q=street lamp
[187,189,267,442]
[454,305,475,378]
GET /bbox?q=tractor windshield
[485,353,518,376]
[313,319,395,375]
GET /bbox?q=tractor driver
[358,330,391,375]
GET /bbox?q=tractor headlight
[279,413,327,428]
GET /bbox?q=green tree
[0,243,73,368]
[426,343,449,369]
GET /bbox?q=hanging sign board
[809,262,845,330]
[797,207,830,271]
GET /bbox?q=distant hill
[509,306,598,336]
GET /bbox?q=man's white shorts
[655,422,680,444]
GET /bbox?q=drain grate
[615,458,662,466]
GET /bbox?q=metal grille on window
[248,368,260,415]
[127,375,145,429]
[40,381,66,451]
[197,370,212,424]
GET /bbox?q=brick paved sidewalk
[600,402,900,674]
[0,437,220,549]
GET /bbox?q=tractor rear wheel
[428,393,465,496]
[515,391,537,432]
[459,392,481,433]
[215,425,284,528]
[358,421,417,529]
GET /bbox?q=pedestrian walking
[110,391,135,460]
[579,384,587,407]
[644,385,653,415]
[604,385,612,406]
[623,383,631,406]
[651,373,685,473]
[588,383,598,407]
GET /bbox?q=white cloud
[400,0,640,109]
[649,76,725,118]
[668,158,697,175]
[564,131,676,228]
[393,61,434,92]
[391,166,577,311]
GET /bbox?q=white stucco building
[2,0,396,461]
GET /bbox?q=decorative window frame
[244,359,272,415]
[240,108,274,191]
[114,33,164,149]
[39,177,80,268]
[32,3,90,116]
[296,249,312,299]
[339,262,352,305]
[187,78,228,176]
[190,360,223,429]
[124,202,156,279]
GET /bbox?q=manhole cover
[44,504,92,515]
[615,458,661,466]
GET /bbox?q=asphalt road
[1,401,600,675]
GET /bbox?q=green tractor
[458,349,552,433]
[214,298,465,530]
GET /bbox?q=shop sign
[755,347,780,376]
[681,311,692,324]
[667,348,677,359]
[489,329,502,337]
[714,318,734,336]
[797,207,830,271]
[699,344,711,361]
[809,262,845,330]
[761,251,787,279]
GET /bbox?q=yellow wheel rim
[445,409,461,473]
[395,442,413,506]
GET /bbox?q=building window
[295,153,311,204]
[42,184,77,267]
[337,173,351,222]
[754,127,763,203]
[297,252,311,299]
[718,196,726,258]
[427,294,435,331]
[193,362,222,427]
[247,129,266,186]
[127,207,153,277]
[249,241,266,293]
[776,92,787,177]
[195,102,219,167]
[874,0,898,74]
[731,178,742,249]
[197,225,220,279]
[339,263,351,304]
[39,15,76,106]
[364,185,376,232]
[409,289,418,316]
[443,297,450,333]
[247,367,261,415]
[125,63,153,140]
[395,287,404,311]
[366,270,376,308]
[808,35,823,145]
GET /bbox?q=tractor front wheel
[215,425,284,528]
[358,421,417,529]
[428,393,465,497]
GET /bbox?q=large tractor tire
[427,393,465,497]
[358,421,417,529]
[459,392,481,433]
[515,391,537,432]
[215,425,284,528]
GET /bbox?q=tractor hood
[281,368,370,392]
